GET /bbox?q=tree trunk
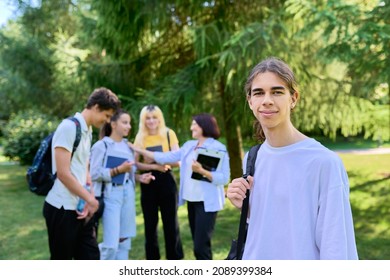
[219,77,243,180]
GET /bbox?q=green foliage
[284,0,389,141]
[0,1,91,119]
[1,0,388,175]
[0,22,55,117]
[286,0,389,102]
[363,104,390,142]
[3,110,59,165]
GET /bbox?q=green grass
[338,153,390,259]
[0,148,389,260]
[315,136,390,150]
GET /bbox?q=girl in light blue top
[90,109,154,260]
[131,113,230,260]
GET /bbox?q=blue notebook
[106,154,128,185]
[146,145,163,152]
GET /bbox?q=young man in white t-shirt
[226,58,358,260]
[43,87,120,260]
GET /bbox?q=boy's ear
[247,94,253,110]
[291,91,299,104]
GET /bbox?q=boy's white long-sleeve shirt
[243,138,358,260]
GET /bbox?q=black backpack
[26,117,82,196]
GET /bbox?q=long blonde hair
[134,105,167,146]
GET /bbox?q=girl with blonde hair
[133,105,184,260]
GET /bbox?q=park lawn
[315,137,390,150]
[338,153,390,259]
[0,152,389,260]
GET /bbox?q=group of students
[43,87,229,260]
[43,57,358,260]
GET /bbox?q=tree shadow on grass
[348,171,390,259]
[349,173,390,193]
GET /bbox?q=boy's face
[91,105,115,129]
[247,72,297,133]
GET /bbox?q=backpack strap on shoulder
[236,143,261,260]
[243,144,261,178]
[67,117,82,156]
[49,117,82,190]
[167,128,171,151]
[101,141,108,195]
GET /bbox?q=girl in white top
[227,57,358,260]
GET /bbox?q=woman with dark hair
[90,109,154,260]
[131,113,230,260]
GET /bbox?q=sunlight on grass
[0,155,6,162]
[339,153,390,258]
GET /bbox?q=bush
[3,110,59,165]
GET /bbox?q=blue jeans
[99,183,136,260]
